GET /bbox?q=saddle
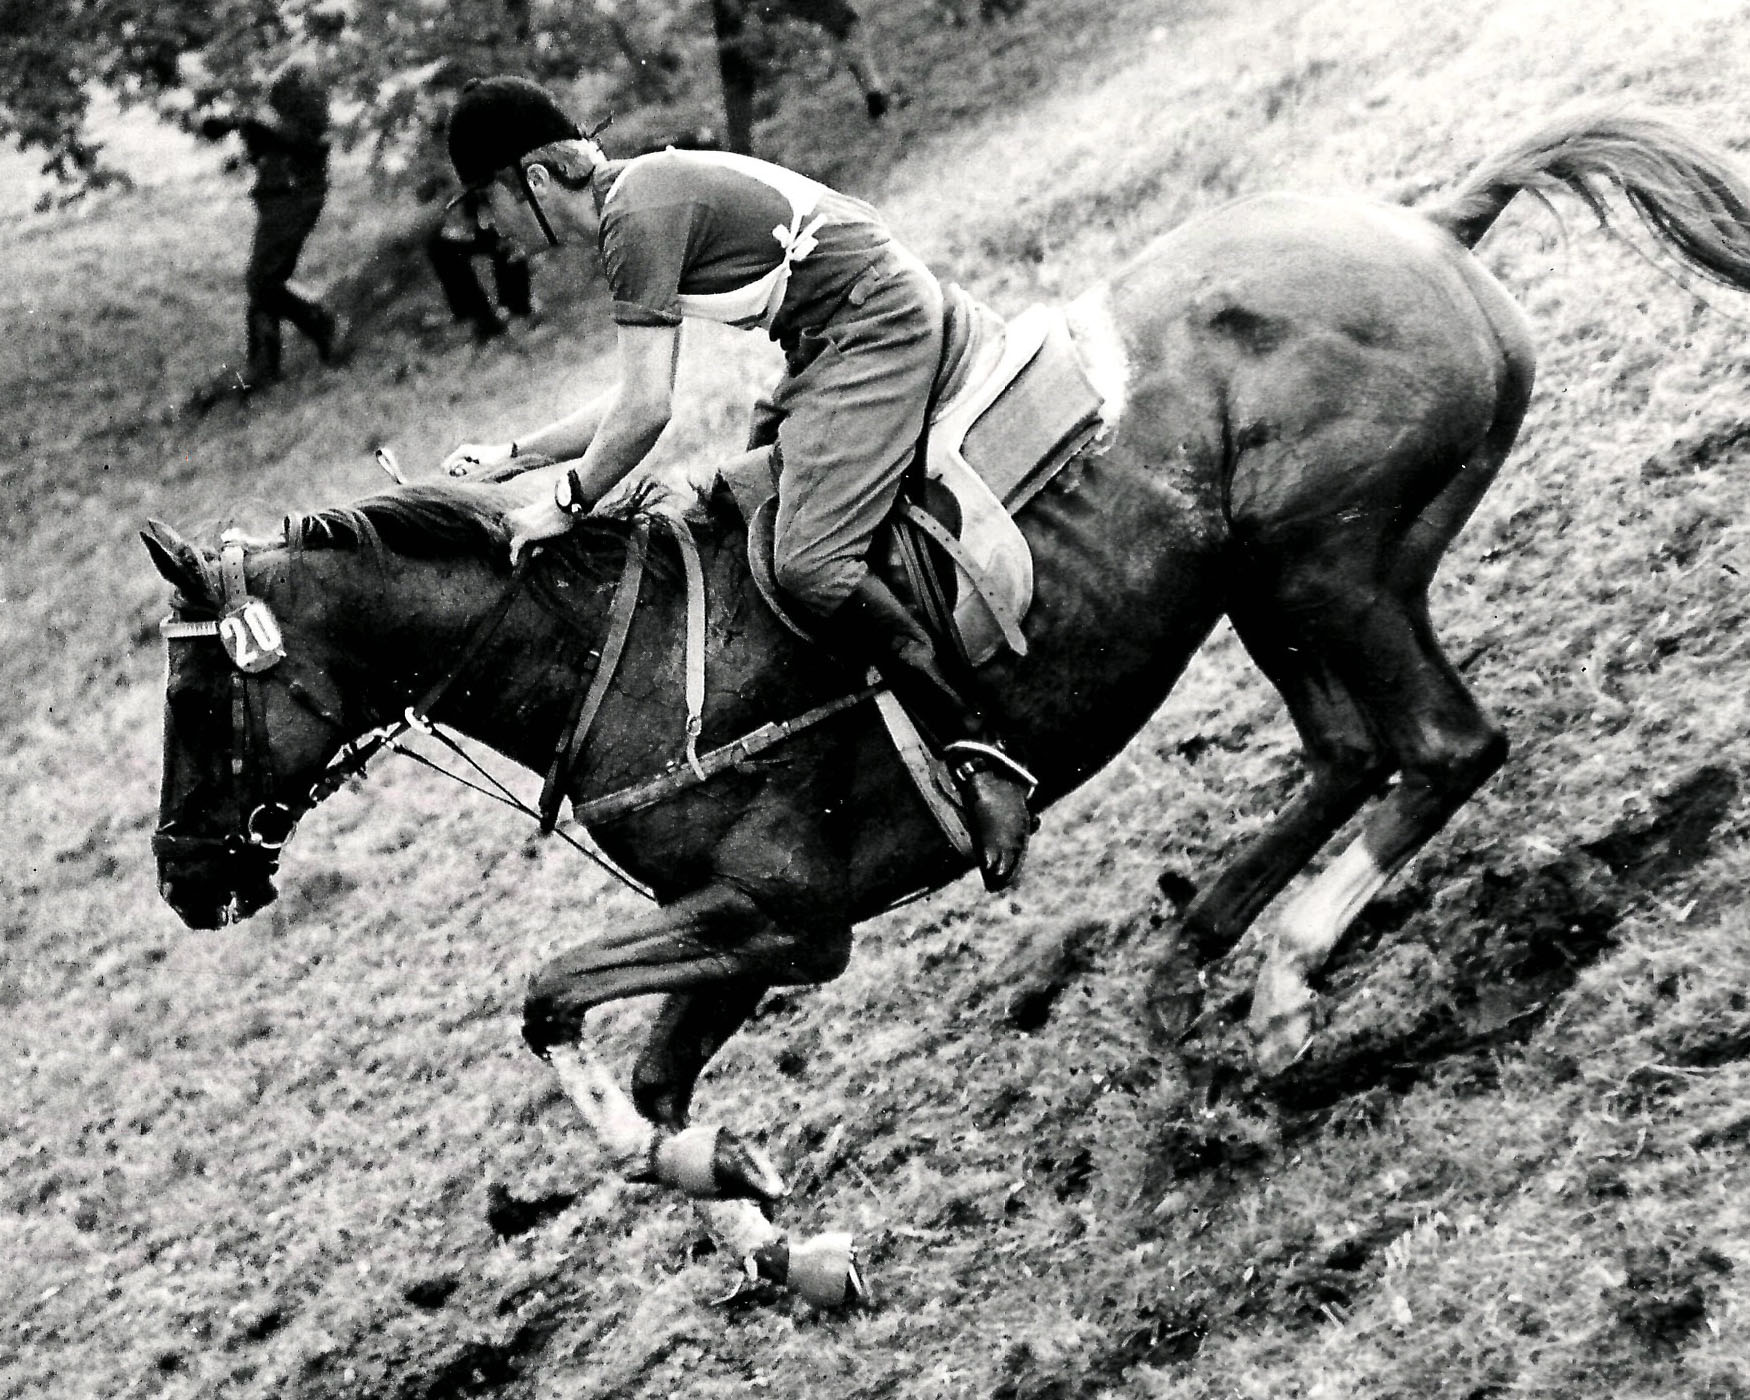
[727,285,1106,663]
[721,285,1108,852]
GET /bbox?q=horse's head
[143,520,350,929]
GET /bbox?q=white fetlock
[653,1125,722,1196]
[786,1230,869,1309]
[548,1044,659,1176]
[1249,956,1317,1076]
[654,1125,789,1201]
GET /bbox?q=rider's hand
[504,495,575,563]
[442,441,514,478]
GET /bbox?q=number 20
[221,602,282,667]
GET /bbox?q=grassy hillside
[7,0,1750,1396]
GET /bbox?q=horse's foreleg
[632,980,769,1130]
[545,1039,789,1200]
[525,878,849,1198]
[524,878,848,1049]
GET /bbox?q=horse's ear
[141,519,217,604]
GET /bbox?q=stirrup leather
[943,740,1038,798]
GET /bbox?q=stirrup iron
[943,740,1038,797]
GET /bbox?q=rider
[439,74,1033,890]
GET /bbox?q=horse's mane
[285,476,735,575]
[290,482,511,562]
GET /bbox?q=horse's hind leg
[1246,413,1527,1074]
[1179,611,1393,962]
[1148,616,1391,1040]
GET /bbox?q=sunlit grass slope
[6,0,1750,1396]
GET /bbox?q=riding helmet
[447,76,583,189]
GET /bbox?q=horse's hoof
[653,1125,789,1202]
[1250,1006,1315,1078]
[786,1230,869,1309]
[1145,945,1208,1046]
[712,1130,790,1202]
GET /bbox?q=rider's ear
[142,520,218,605]
[524,161,551,194]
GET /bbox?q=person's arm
[501,323,681,556]
[442,325,676,477]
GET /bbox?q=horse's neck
[296,548,598,763]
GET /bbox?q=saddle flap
[746,494,823,642]
[957,308,1107,509]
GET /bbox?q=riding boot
[822,575,1034,891]
[243,306,283,392]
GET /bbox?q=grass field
[7,0,1750,1396]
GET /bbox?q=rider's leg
[767,246,1033,888]
[816,571,1033,890]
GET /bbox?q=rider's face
[489,142,600,253]
[488,166,561,252]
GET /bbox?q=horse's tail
[1419,108,1750,291]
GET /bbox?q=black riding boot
[823,575,1034,891]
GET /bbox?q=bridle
[153,537,535,868]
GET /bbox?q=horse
[146,109,1750,1301]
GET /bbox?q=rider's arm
[446,322,676,479]
[502,390,614,468]
[560,322,680,506]
[501,323,681,555]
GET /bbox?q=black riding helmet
[446,76,586,248]
[446,75,583,189]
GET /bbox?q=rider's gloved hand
[442,441,515,477]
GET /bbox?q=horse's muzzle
[154,834,280,928]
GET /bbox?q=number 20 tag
[219,599,286,674]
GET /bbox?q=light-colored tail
[1418,108,1750,293]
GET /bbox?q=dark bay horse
[147,110,1750,1295]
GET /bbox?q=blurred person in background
[710,0,897,154]
[427,186,541,343]
[195,58,341,407]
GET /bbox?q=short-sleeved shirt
[591,149,890,346]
